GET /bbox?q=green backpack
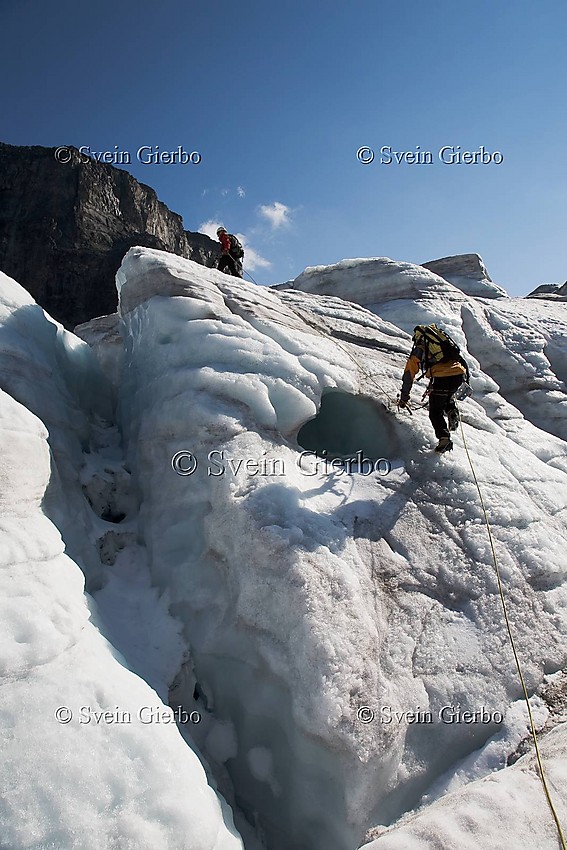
[413,324,469,379]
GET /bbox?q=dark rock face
[0,142,219,328]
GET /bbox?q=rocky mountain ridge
[1,141,564,331]
[0,142,219,329]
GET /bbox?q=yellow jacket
[401,349,466,401]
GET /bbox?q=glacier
[1,248,567,849]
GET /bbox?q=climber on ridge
[216,226,244,278]
[398,324,470,454]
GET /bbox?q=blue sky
[3,0,566,295]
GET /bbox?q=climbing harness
[458,409,567,850]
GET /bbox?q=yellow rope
[458,412,567,849]
[283,298,566,843]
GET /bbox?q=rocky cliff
[0,142,219,329]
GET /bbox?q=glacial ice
[1,248,567,850]
[0,271,243,850]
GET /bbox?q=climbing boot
[434,437,454,454]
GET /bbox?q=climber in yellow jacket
[398,325,468,454]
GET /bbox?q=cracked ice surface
[361,721,567,849]
[114,249,567,849]
[2,246,567,849]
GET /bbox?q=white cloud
[237,186,246,198]
[198,221,271,274]
[258,201,292,229]
[199,219,223,240]
[237,235,271,274]
[221,188,229,197]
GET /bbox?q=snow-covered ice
[361,721,567,849]
[1,248,567,850]
[0,271,243,850]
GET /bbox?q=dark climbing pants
[428,376,464,439]
[218,254,243,278]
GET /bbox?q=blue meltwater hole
[297,389,400,462]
